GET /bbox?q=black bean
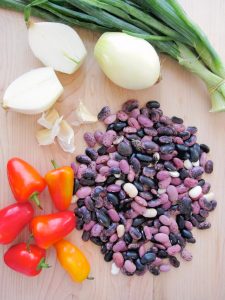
[156,208,165,216]
[187,126,197,135]
[198,179,205,186]
[73,179,80,195]
[160,143,175,154]
[192,214,206,223]
[113,122,127,131]
[98,106,111,120]
[169,233,178,246]
[76,155,91,165]
[133,181,144,192]
[179,168,189,180]
[178,197,192,215]
[82,231,90,241]
[149,266,160,276]
[135,258,145,271]
[181,229,193,239]
[190,148,199,162]
[124,232,133,244]
[176,215,185,230]
[200,144,210,153]
[179,131,190,140]
[136,153,153,162]
[129,227,142,240]
[141,252,156,264]
[104,250,113,262]
[146,100,160,109]
[187,237,196,244]
[157,127,174,136]
[101,245,107,254]
[169,256,180,268]
[192,143,201,155]
[107,193,119,206]
[107,124,115,131]
[96,210,110,228]
[90,237,104,246]
[130,157,141,174]
[157,249,168,258]
[85,148,98,160]
[172,116,183,124]
[76,219,84,230]
[117,141,133,156]
[97,146,107,155]
[105,223,117,236]
[205,160,213,174]
[137,129,145,138]
[185,135,197,147]
[122,99,139,113]
[178,152,190,160]
[132,217,146,227]
[176,144,189,152]
[139,175,155,188]
[124,251,138,260]
[164,161,176,171]
[80,178,95,186]
[77,199,85,208]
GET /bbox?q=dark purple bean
[159,136,173,144]
[76,155,91,165]
[149,265,160,276]
[117,141,133,156]
[85,148,98,161]
[141,252,156,264]
[122,99,139,113]
[90,236,104,246]
[104,250,113,262]
[129,227,142,240]
[130,157,141,174]
[139,176,155,188]
[172,116,183,124]
[169,256,180,268]
[136,153,153,162]
[205,160,213,174]
[73,179,80,195]
[200,144,210,153]
[187,126,197,135]
[96,210,110,227]
[98,106,111,120]
[105,223,117,236]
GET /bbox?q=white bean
[189,186,202,199]
[184,159,192,169]
[143,208,157,218]
[192,160,200,167]
[117,224,125,238]
[123,183,138,198]
[169,171,179,177]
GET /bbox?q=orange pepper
[45,160,74,211]
[54,239,91,283]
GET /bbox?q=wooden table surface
[0,1,225,300]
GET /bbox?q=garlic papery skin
[37,108,60,129]
[3,67,63,114]
[36,115,63,145]
[72,101,98,126]
[57,120,75,153]
[28,22,87,74]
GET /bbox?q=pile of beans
[72,100,216,276]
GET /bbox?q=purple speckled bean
[155,243,166,250]
[200,152,207,167]
[107,145,116,153]
[178,192,188,200]
[113,252,124,268]
[139,245,146,257]
[176,184,189,194]
[108,209,120,222]
[160,153,174,161]
[102,130,117,147]
[158,177,171,189]
[77,164,87,179]
[151,257,162,267]
[191,201,200,214]
[173,137,184,144]
[171,177,182,186]
[131,202,146,215]
[106,242,113,250]
[141,136,152,142]
[125,219,133,232]
[103,114,117,125]
[173,157,184,169]
[143,226,152,240]
[157,171,170,180]
[94,130,104,144]
[149,227,159,234]
[167,244,181,255]
[119,160,130,174]
[76,187,92,198]
[170,219,179,233]
[162,201,172,210]
[123,126,137,133]
[83,221,95,231]
[91,224,103,236]
[148,199,161,207]
[174,123,185,133]
[95,174,107,183]
[124,260,136,273]
[113,240,127,252]
[184,220,193,231]
[181,248,193,261]
[134,196,147,207]
[138,114,153,127]
[160,264,171,272]
[96,155,109,164]
[154,233,169,244]
[159,194,169,204]
[107,184,121,193]
[130,108,140,118]
[159,226,170,235]
[117,110,129,121]
[84,132,96,147]
[159,215,171,226]
[70,162,78,175]
[99,166,110,176]
[110,233,118,243]
[202,182,211,194]
[184,178,198,188]
[127,167,135,182]
[128,117,141,129]
[107,159,120,168]
[167,185,178,203]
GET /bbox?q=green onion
[1,0,225,111]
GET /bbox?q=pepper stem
[51,160,59,169]
[86,276,94,280]
[36,257,51,271]
[30,192,43,210]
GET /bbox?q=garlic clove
[36,115,63,145]
[28,22,87,74]
[57,120,75,153]
[72,101,97,126]
[37,108,60,129]
[3,67,63,114]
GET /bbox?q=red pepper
[4,243,49,276]
[7,157,46,209]
[45,160,74,211]
[0,203,34,244]
[30,211,76,249]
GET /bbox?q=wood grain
[0,1,225,300]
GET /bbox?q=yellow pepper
[54,239,91,283]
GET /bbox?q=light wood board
[0,1,225,299]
